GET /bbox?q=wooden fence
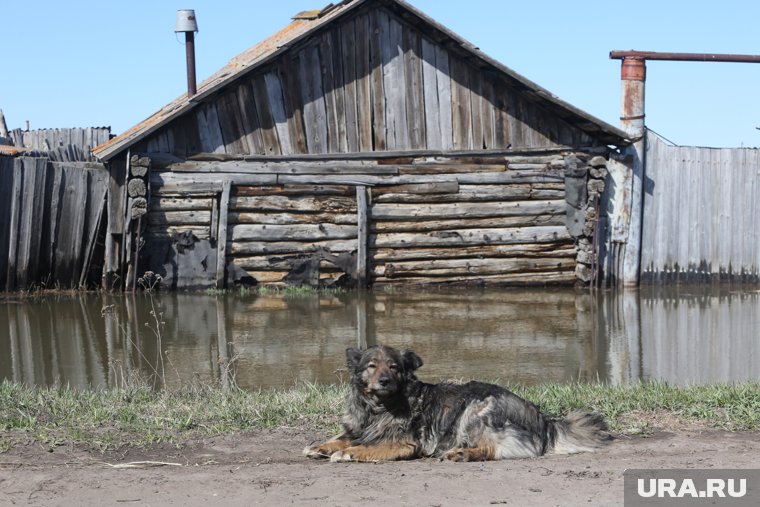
[9,127,111,162]
[641,132,760,283]
[0,156,109,291]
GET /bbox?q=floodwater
[1,287,759,390]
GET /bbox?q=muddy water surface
[1,287,758,390]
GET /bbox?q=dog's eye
[389,364,398,371]
[367,362,376,369]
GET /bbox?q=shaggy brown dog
[304,345,611,462]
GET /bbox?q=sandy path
[1,428,757,506]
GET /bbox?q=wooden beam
[372,225,571,248]
[231,223,358,242]
[215,180,231,289]
[372,243,576,262]
[356,186,369,288]
[372,257,576,278]
[168,159,398,175]
[370,200,566,220]
[229,239,358,255]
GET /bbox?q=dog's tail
[548,411,612,454]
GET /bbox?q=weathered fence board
[0,158,15,284]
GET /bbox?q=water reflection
[1,287,759,390]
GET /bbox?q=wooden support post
[622,141,645,287]
[215,180,231,289]
[619,57,646,287]
[120,151,131,288]
[356,185,369,288]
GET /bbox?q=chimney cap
[175,9,198,33]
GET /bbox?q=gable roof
[93,0,629,161]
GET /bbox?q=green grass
[1,380,758,453]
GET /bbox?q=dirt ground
[1,426,758,507]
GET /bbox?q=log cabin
[92,0,630,290]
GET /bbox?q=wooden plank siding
[133,6,596,158]
[641,132,760,283]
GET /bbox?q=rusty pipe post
[185,31,197,97]
[619,56,646,287]
[620,57,646,140]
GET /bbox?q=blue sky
[2,1,759,148]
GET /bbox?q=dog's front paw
[303,445,330,459]
[329,450,354,463]
[443,448,466,462]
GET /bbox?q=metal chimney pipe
[620,57,646,140]
[175,10,199,98]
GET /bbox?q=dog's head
[345,345,423,400]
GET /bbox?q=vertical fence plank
[0,158,14,288]
[6,159,24,290]
[27,159,49,286]
[79,169,109,287]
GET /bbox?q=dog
[304,345,611,462]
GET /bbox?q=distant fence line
[9,127,111,162]
[0,156,108,291]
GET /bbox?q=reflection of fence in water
[599,289,760,385]
[638,290,760,384]
[2,298,107,387]
[0,295,234,390]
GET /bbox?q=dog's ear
[401,349,423,371]
[345,348,363,370]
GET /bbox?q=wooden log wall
[143,150,608,288]
[134,6,594,159]
[0,156,109,291]
[368,155,575,286]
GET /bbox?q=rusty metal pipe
[610,50,760,63]
[185,31,197,98]
[619,57,646,140]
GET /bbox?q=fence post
[356,185,369,288]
